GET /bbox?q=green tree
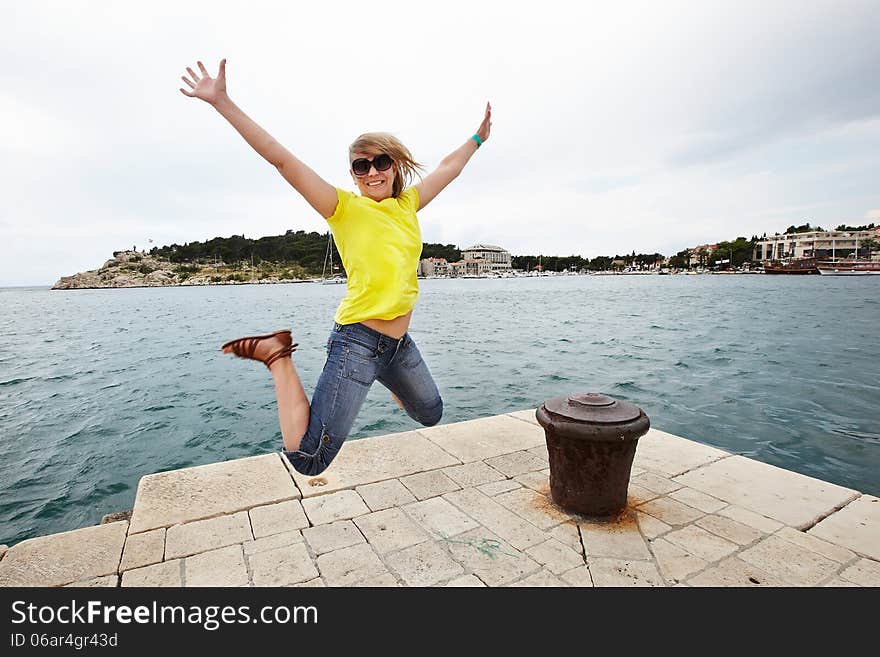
[708,237,755,269]
[668,249,690,269]
[836,223,876,231]
[859,238,878,256]
[422,243,461,261]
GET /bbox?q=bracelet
[471,134,483,148]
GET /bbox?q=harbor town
[51,223,880,290]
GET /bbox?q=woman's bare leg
[269,357,310,452]
[223,334,309,451]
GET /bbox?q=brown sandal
[221,329,298,369]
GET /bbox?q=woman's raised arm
[414,102,491,211]
[180,59,338,218]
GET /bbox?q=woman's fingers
[181,75,195,89]
[186,66,200,83]
[179,87,194,97]
[197,60,210,77]
[218,58,226,80]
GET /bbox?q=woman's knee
[417,397,443,427]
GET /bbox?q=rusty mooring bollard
[536,392,650,517]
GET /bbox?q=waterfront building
[419,257,448,277]
[460,244,513,271]
[754,227,880,261]
[447,258,495,277]
[688,244,716,268]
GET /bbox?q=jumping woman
[179,59,491,475]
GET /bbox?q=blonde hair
[349,132,424,198]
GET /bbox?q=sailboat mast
[322,232,332,280]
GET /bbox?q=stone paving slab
[775,526,855,564]
[479,480,523,497]
[418,414,545,463]
[249,499,309,538]
[587,557,664,587]
[635,510,672,540]
[250,542,318,587]
[301,490,370,526]
[444,488,547,551]
[121,560,183,587]
[404,497,480,538]
[673,455,858,528]
[288,430,459,498]
[129,454,299,534]
[839,559,880,586]
[302,521,365,556]
[316,543,386,586]
[808,495,880,560]
[633,428,730,477]
[505,409,540,426]
[0,521,127,587]
[185,545,249,587]
[443,461,506,488]
[525,538,585,574]
[243,529,303,557]
[400,470,460,500]
[444,528,541,586]
[686,556,788,587]
[580,512,652,560]
[509,570,566,587]
[560,566,594,587]
[165,511,252,560]
[120,528,166,572]
[385,540,464,586]
[650,537,708,584]
[353,508,430,555]
[446,574,486,587]
[693,514,764,546]
[738,534,840,586]
[356,479,417,511]
[636,496,705,526]
[485,450,549,477]
[65,575,119,588]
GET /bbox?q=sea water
[0,274,877,544]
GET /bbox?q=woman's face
[350,150,396,201]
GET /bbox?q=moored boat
[763,258,818,275]
[817,260,880,276]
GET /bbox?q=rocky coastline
[51,251,311,290]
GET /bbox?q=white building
[419,257,448,277]
[460,244,512,271]
[754,227,880,261]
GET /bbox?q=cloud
[2,0,879,285]
[865,210,880,221]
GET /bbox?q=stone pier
[1,409,877,587]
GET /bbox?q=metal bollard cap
[542,392,642,425]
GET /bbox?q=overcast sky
[2,0,878,285]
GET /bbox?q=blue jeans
[283,322,443,475]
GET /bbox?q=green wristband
[471,134,483,148]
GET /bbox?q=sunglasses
[351,153,394,177]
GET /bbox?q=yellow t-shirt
[327,186,422,325]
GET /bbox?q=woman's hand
[179,59,228,105]
[476,102,492,143]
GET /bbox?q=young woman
[179,59,491,475]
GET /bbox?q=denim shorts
[283,322,443,475]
